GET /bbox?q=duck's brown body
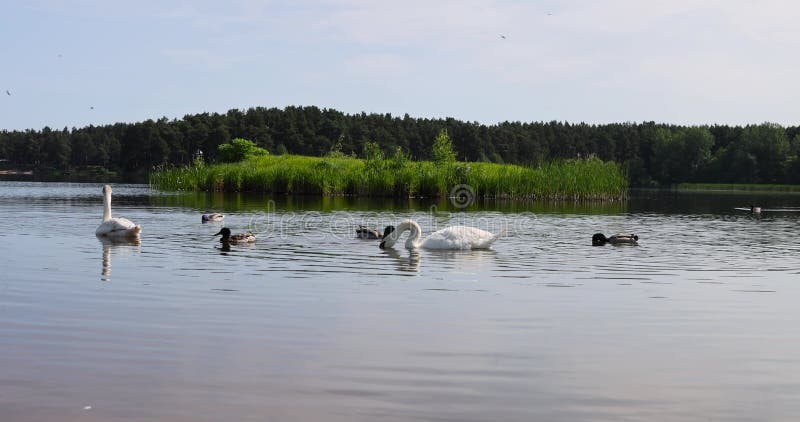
[356,225,395,240]
[592,233,638,246]
[215,228,256,244]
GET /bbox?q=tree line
[1,105,798,185]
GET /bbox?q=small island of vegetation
[149,132,628,201]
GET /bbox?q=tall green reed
[150,154,627,200]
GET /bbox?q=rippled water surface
[2,182,800,421]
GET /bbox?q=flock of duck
[94,185,640,249]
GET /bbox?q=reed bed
[150,155,628,200]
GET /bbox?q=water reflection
[98,236,140,280]
[379,247,502,275]
[382,248,421,273]
[424,248,500,275]
[216,240,256,254]
[630,188,800,215]
[4,182,800,422]
[147,190,630,215]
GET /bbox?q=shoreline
[0,169,34,175]
[676,183,800,193]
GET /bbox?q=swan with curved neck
[379,219,501,250]
[95,185,141,238]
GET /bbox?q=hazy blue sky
[2,0,798,130]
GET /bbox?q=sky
[1,0,799,131]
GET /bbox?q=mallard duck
[214,227,256,244]
[592,233,638,246]
[356,225,395,239]
[202,213,224,222]
[95,185,141,238]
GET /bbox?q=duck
[750,205,761,214]
[356,225,395,239]
[202,213,225,223]
[214,227,256,244]
[95,185,142,238]
[379,219,501,250]
[592,233,638,246]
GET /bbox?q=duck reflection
[98,236,141,280]
[382,248,421,273]
[216,239,256,255]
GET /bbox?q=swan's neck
[382,219,423,249]
[392,220,422,249]
[404,220,422,249]
[102,190,112,221]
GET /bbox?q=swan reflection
[422,248,499,274]
[382,248,421,273]
[98,236,141,280]
[380,248,499,274]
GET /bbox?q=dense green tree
[217,138,269,162]
[679,127,714,180]
[741,123,790,183]
[42,129,71,170]
[785,134,800,184]
[432,129,457,164]
[70,132,96,166]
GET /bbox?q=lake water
[2,182,800,422]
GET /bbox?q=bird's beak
[213,230,222,236]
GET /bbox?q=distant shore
[0,166,144,183]
[676,183,800,193]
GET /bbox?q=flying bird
[5,90,9,96]
[500,34,506,39]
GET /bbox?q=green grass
[150,154,628,200]
[676,183,800,192]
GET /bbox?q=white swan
[379,219,502,250]
[95,185,141,238]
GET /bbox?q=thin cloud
[160,48,245,70]
[344,53,413,77]
[5,0,800,129]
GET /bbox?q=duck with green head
[214,227,256,244]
